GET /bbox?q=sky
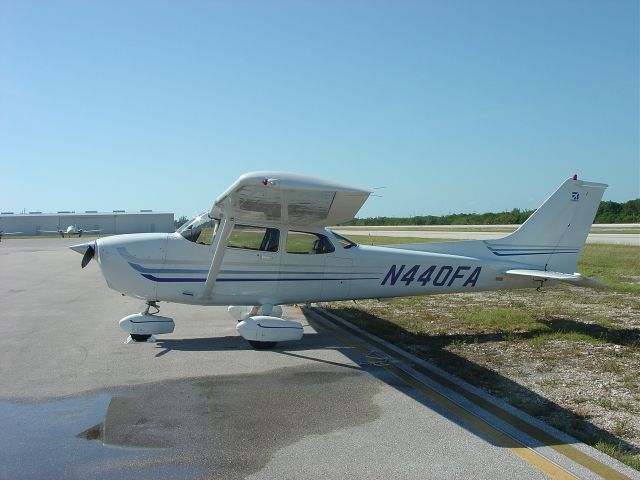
[1,0,638,219]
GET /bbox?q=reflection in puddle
[0,364,380,479]
[0,395,198,480]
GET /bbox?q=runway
[0,238,636,479]
[335,226,640,246]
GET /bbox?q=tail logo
[571,192,580,201]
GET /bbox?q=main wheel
[248,340,277,350]
[130,334,151,342]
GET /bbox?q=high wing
[201,172,372,299]
[210,171,372,227]
[504,269,604,288]
[81,229,103,233]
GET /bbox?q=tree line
[172,199,638,229]
[346,199,639,226]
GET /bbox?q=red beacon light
[572,174,578,181]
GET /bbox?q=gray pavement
[0,238,636,479]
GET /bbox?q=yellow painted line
[389,365,576,480]
[307,307,632,480]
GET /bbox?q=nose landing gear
[119,301,175,343]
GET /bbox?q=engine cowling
[119,313,175,336]
[236,316,304,343]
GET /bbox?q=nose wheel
[120,301,175,343]
[130,334,152,342]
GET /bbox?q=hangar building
[0,211,174,236]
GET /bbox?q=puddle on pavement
[0,364,380,479]
[0,394,194,480]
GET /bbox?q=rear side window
[228,225,279,252]
[286,231,335,254]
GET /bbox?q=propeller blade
[81,245,95,268]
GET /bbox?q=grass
[601,360,623,374]
[613,418,636,438]
[527,331,608,348]
[460,307,539,333]
[578,244,640,293]
[339,225,640,234]
[343,226,519,233]
[598,398,616,410]
[321,237,640,471]
[595,441,640,471]
[347,234,456,246]
[589,229,640,234]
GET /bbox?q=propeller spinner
[69,242,96,268]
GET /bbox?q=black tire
[131,334,151,342]
[248,340,277,350]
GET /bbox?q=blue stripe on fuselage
[129,262,382,276]
[140,274,380,283]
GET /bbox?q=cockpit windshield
[178,212,219,245]
[329,230,358,249]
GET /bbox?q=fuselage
[91,223,542,307]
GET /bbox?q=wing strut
[201,206,235,299]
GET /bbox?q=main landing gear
[119,301,175,343]
[230,305,304,350]
[118,302,305,349]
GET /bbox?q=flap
[211,172,371,227]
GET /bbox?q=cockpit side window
[227,225,280,252]
[286,231,335,254]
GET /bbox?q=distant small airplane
[71,172,606,348]
[40,225,102,238]
[0,230,23,242]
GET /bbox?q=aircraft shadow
[153,311,638,455]
[153,330,354,359]
[315,306,640,455]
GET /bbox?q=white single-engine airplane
[41,225,103,238]
[71,172,606,348]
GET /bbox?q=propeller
[81,245,95,268]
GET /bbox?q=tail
[487,176,607,273]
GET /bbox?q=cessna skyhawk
[71,172,606,348]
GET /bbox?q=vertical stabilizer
[486,177,607,273]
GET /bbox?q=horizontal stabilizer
[504,269,605,288]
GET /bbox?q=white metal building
[0,211,174,236]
